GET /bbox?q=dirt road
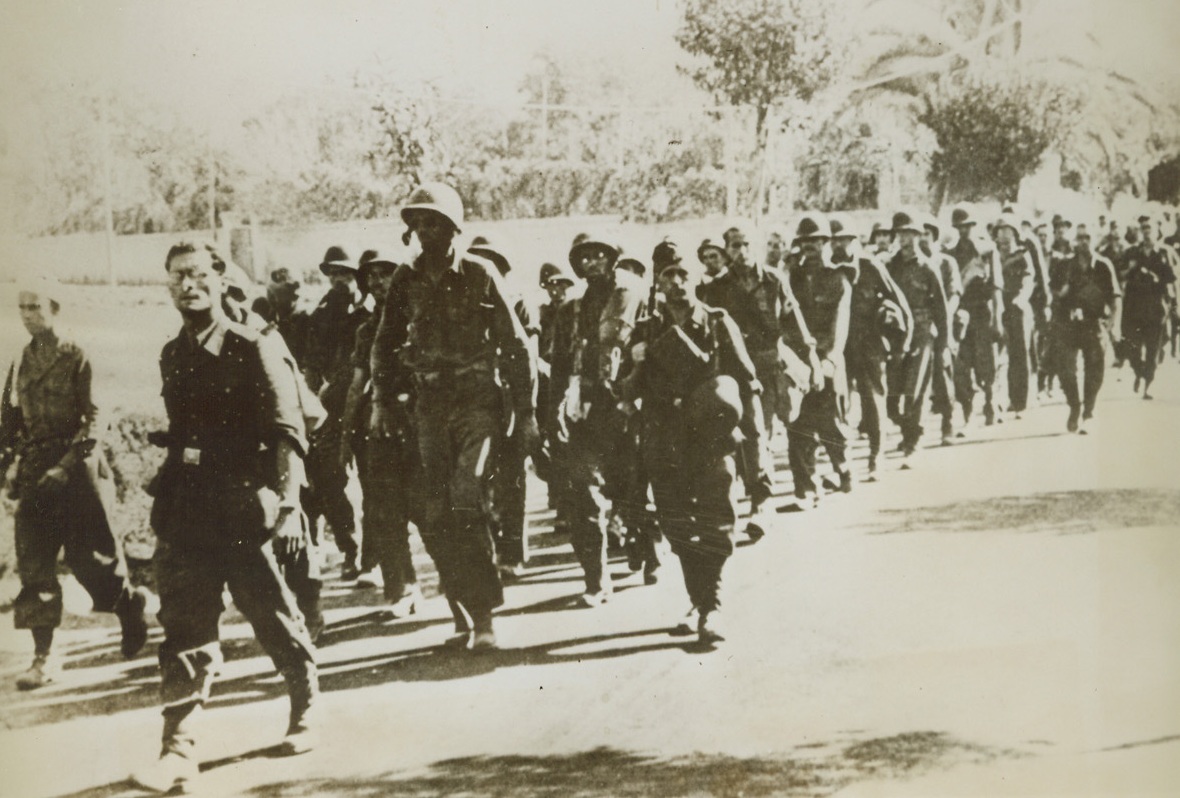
[1,362,1178,797]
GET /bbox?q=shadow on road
[855,488,1180,536]
[49,733,1014,798]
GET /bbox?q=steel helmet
[828,212,857,240]
[400,182,465,232]
[793,213,831,242]
[568,234,620,277]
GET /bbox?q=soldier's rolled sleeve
[256,332,308,457]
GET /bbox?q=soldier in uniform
[1121,214,1178,399]
[131,244,318,793]
[831,214,911,480]
[550,232,646,605]
[303,246,368,579]
[1039,214,1076,397]
[885,212,949,466]
[469,235,538,580]
[697,239,729,281]
[626,241,762,644]
[786,214,854,503]
[946,207,1004,427]
[1056,222,1121,433]
[0,279,149,691]
[765,228,787,274]
[921,214,962,445]
[340,249,422,617]
[698,224,820,524]
[995,213,1038,418]
[370,183,537,648]
[536,262,576,525]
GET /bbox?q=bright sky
[0,0,1176,127]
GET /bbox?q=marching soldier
[786,214,854,503]
[995,213,1038,418]
[304,246,367,579]
[1121,214,1178,399]
[0,278,149,691]
[946,207,1004,427]
[1057,222,1121,432]
[132,243,318,792]
[885,212,949,467]
[921,214,962,444]
[626,240,763,644]
[339,249,422,617]
[830,214,912,480]
[537,262,576,526]
[370,183,537,648]
[1039,214,1076,397]
[550,232,646,605]
[698,224,820,524]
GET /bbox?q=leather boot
[131,703,201,793]
[280,662,320,755]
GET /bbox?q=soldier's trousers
[355,434,419,601]
[491,425,527,567]
[1004,304,1034,413]
[851,352,888,463]
[929,345,956,437]
[154,537,316,712]
[304,416,358,564]
[643,420,737,615]
[414,375,504,616]
[788,379,849,496]
[565,400,631,594]
[887,341,935,452]
[953,319,998,421]
[1125,320,1165,386]
[1035,314,1057,392]
[13,465,128,630]
[742,357,789,506]
[1058,323,1106,416]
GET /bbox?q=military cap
[468,234,511,276]
[993,213,1022,236]
[1051,213,1072,229]
[870,219,893,239]
[891,211,923,235]
[950,206,975,227]
[793,213,831,241]
[697,238,726,262]
[318,245,356,276]
[401,182,464,232]
[920,212,941,240]
[828,212,857,240]
[357,248,402,283]
[652,238,682,270]
[540,261,576,286]
[568,234,620,277]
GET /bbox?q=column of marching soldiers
[2,181,1178,793]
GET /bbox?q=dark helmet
[891,211,923,235]
[652,238,682,272]
[540,261,576,287]
[616,257,647,278]
[920,212,941,240]
[357,248,402,292]
[793,213,831,242]
[400,182,464,232]
[568,234,620,277]
[870,219,893,239]
[1051,212,1072,229]
[993,212,1022,237]
[685,375,744,449]
[318,245,356,276]
[950,206,975,228]
[827,212,857,240]
[468,234,510,276]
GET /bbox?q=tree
[918,71,1078,204]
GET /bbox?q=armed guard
[1,278,149,691]
[995,213,1038,418]
[921,213,962,445]
[370,183,537,649]
[885,212,949,466]
[1122,214,1178,399]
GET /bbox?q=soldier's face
[18,291,54,336]
[897,230,920,251]
[1076,226,1092,254]
[765,235,784,265]
[871,232,893,252]
[545,280,570,303]
[995,226,1017,251]
[368,264,396,299]
[327,267,357,293]
[658,265,696,305]
[725,234,749,267]
[407,210,456,252]
[578,250,612,279]
[1139,220,1156,243]
[831,236,854,259]
[700,249,725,276]
[1053,224,1071,244]
[167,251,221,314]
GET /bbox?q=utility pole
[99,91,116,285]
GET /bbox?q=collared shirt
[371,250,535,412]
[1,332,99,482]
[697,263,815,358]
[887,248,949,345]
[159,316,307,479]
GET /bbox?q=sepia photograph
[0,1,1177,795]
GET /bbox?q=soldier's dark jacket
[789,254,853,362]
[1059,252,1120,324]
[550,267,647,395]
[886,249,949,346]
[305,290,371,413]
[999,248,1036,310]
[948,236,1004,314]
[1122,242,1178,326]
[1,333,101,490]
[696,264,814,359]
[370,251,535,414]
